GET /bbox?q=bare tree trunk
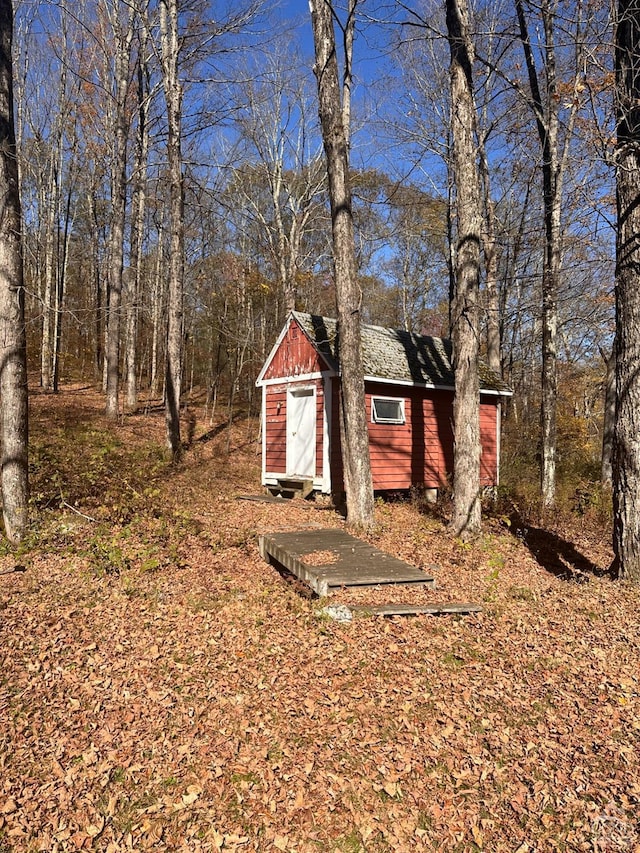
[150,230,164,397]
[88,188,103,384]
[126,23,150,411]
[540,195,560,510]
[269,147,293,312]
[40,168,57,392]
[600,344,615,487]
[515,0,558,507]
[160,0,184,459]
[0,0,28,542]
[12,5,24,194]
[52,183,73,392]
[478,133,501,376]
[613,0,640,583]
[310,0,374,530]
[515,0,584,507]
[105,3,134,420]
[41,95,64,392]
[446,0,482,540]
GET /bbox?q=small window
[372,396,405,424]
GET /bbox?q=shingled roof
[292,311,511,395]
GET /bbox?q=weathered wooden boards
[259,528,483,615]
[258,528,436,597]
[317,602,483,622]
[349,602,483,617]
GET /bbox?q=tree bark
[310,0,374,530]
[40,36,66,393]
[515,0,559,507]
[613,0,640,583]
[105,3,134,420]
[478,132,501,376]
[446,0,482,540]
[52,179,73,393]
[150,222,164,398]
[0,0,28,542]
[88,187,103,384]
[600,344,615,487]
[515,0,584,507]
[160,0,184,459]
[126,21,150,412]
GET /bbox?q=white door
[286,387,316,478]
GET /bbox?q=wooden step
[275,478,314,498]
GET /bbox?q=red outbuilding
[256,312,512,497]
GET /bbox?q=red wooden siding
[328,381,499,492]
[264,385,287,474]
[264,379,325,477]
[262,319,330,381]
[367,384,453,490]
[479,399,499,484]
[329,378,344,492]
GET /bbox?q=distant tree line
[11,1,612,423]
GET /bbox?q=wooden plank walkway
[259,528,436,597]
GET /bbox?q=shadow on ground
[509,512,613,582]
[196,412,247,443]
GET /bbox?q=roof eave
[362,374,513,396]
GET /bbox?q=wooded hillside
[1,2,639,845]
[13,0,614,454]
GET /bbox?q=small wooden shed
[256,312,511,497]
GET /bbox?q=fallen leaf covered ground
[1,387,639,852]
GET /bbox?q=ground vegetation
[0,387,638,852]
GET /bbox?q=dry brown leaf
[0,386,637,853]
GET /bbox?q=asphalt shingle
[292,311,510,394]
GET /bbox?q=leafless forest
[1,2,639,849]
[15,0,614,489]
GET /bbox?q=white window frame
[371,396,405,425]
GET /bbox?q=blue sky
[275,0,390,82]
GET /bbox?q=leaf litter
[0,386,639,851]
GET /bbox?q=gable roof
[291,311,511,395]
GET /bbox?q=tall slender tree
[38,0,71,393]
[514,0,587,507]
[310,0,374,529]
[105,1,135,420]
[125,12,151,411]
[159,0,184,458]
[613,0,640,584]
[446,0,482,539]
[0,0,28,542]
